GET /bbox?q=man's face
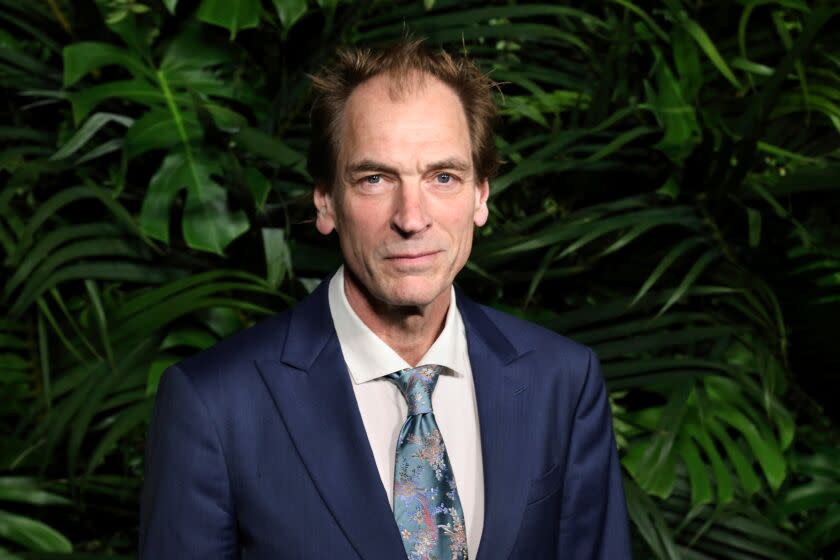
[314,72,489,310]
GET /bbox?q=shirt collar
[328,265,468,384]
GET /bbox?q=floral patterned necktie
[388,364,468,560]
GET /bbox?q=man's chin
[378,292,436,309]
[375,281,448,311]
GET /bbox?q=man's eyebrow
[347,158,471,175]
[425,158,471,173]
[346,160,400,177]
[345,158,472,177]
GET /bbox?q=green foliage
[1,0,839,557]
[0,478,72,555]
[58,23,260,254]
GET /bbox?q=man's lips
[384,251,442,266]
[386,251,440,260]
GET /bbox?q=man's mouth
[385,251,441,265]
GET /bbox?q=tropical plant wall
[1,0,839,558]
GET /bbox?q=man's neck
[343,271,449,366]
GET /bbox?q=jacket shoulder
[473,302,593,364]
[171,307,294,386]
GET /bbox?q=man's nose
[391,182,431,236]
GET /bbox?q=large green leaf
[124,108,201,158]
[67,79,164,124]
[140,151,249,254]
[272,0,308,30]
[0,511,71,553]
[160,22,236,71]
[62,43,151,87]
[197,0,261,38]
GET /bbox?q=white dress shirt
[328,266,484,556]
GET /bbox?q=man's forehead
[343,76,467,137]
[331,71,473,182]
[344,72,464,122]
[356,69,434,102]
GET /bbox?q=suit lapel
[255,281,405,560]
[457,294,533,560]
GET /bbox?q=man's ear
[473,178,490,227]
[313,183,337,235]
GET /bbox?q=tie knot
[388,364,443,415]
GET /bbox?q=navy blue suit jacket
[139,279,632,559]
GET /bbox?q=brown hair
[307,38,500,189]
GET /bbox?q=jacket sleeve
[139,365,238,559]
[557,349,632,558]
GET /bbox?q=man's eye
[365,175,381,184]
[436,173,451,184]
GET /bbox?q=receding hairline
[332,71,474,182]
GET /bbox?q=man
[140,39,631,559]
